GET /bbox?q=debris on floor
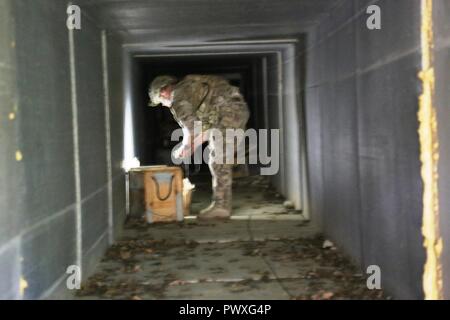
[75,229,384,300]
[75,176,384,300]
[283,200,295,209]
[322,240,336,250]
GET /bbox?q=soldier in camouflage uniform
[149,75,250,219]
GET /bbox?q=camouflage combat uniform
[169,75,250,212]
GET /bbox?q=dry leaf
[133,265,141,272]
[322,240,335,249]
[169,279,187,286]
[120,251,131,260]
[322,292,334,299]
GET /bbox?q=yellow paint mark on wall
[15,150,23,162]
[419,0,443,300]
[19,277,28,297]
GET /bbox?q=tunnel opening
[123,51,308,221]
[132,55,260,167]
[124,42,308,214]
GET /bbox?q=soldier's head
[148,75,178,107]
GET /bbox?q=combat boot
[198,202,231,220]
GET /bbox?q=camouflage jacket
[169,75,248,136]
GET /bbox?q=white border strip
[68,20,82,271]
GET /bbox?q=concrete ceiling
[82,0,341,45]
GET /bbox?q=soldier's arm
[171,81,207,145]
[172,100,197,140]
[171,80,211,158]
[170,99,197,159]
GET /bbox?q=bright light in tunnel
[122,97,140,172]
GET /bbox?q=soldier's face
[159,86,173,107]
[160,86,173,99]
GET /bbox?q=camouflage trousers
[207,99,249,211]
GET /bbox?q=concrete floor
[75,176,384,300]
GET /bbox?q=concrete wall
[75,12,110,278]
[282,46,303,210]
[0,0,23,300]
[107,34,126,242]
[434,0,450,300]
[265,49,307,211]
[14,1,77,299]
[0,0,125,299]
[304,0,425,299]
[266,54,285,195]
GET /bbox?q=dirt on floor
[75,176,385,300]
[75,223,385,300]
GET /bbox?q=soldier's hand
[173,144,192,159]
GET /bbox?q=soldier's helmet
[148,75,178,107]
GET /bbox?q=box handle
[151,173,175,201]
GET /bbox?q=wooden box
[143,166,184,223]
[128,166,167,217]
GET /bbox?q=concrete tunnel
[0,0,450,300]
